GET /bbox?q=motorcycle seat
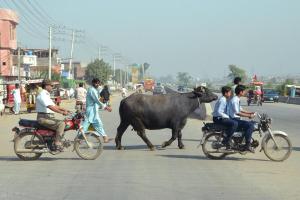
[204,123,227,131]
[19,119,51,130]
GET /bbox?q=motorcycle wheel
[14,132,43,161]
[263,134,292,162]
[74,131,103,160]
[202,132,228,159]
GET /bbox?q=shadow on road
[0,156,82,162]
[158,154,270,162]
[292,147,300,151]
[182,138,200,142]
[104,145,174,151]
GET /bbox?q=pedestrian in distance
[11,83,22,115]
[75,82,87,112]
[100,85,111,106]
[231,77,242,97]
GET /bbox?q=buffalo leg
[177,130,185,149]
[115,122,129,150]
[161,129,178,148]
[137,130,155,151]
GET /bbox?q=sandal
[103,137,114,143]
[54,143,64,152]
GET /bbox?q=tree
[85,59,112,83]
[228,65,247,83]
[177,72,192,86]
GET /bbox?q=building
[0,8,18,79]
[12,48,60,78]
[61,61,85,80]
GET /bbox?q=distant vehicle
[177,85,187,92]
[144,79,155,92]
[153,85,165,95]
[263,89,279,102]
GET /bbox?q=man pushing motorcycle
[36,79,71,150]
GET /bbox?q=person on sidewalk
[36,79,70,150]
[81,78,113,143]
[11,83,22,114]
[212,86,238,149]
[228,85,256,153]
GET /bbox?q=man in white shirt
[121,87,127,98]
[75,83,87,111]
[36,79,70,150]
[228,85,255,153]
[12,83,22,114]
[212,86,238,149]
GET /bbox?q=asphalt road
[0,94,299,200]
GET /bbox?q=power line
[10,0,49,29]
[31,0,58,24]
[3,0,48,38]
[25,0,55,25]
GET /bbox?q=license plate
[270,98,273,100]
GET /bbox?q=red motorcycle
[12,112,103,160]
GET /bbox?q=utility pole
[48,26,52,80]
[68,30,75,79]
[98,46,101,61]
[17,46,21,82]
[142,63,145,81]
[113,54,116,84]
[0,32,2,77]
[120,69,123,87]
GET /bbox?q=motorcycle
[11,112,103,161]
[200,113,292,161]
[247,94,262,106]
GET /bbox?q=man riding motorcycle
[228,85,255,153]
[36,79,70,150]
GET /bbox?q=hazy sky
[2,0,300,79]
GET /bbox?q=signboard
[131,67,139,84]
[23,55,37,66]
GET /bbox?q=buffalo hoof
[116,146,125,150]
[161,142,168,148]
[178,145,185,149]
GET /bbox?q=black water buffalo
[115,86,218,150]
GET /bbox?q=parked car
[153,85,165,95]
[263,89,279,102]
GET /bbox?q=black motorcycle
[200,113,292,161]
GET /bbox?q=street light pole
[48,26,52,80]
[17,46,21,82]
[68,30,75,79]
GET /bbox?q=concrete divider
[279,96,300,105]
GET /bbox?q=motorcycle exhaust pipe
[16,149,49,153]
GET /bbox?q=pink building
[0,8,18,76]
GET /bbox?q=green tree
[177,72,192,86]
[228,64,247,83]
[85,59,112,84]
